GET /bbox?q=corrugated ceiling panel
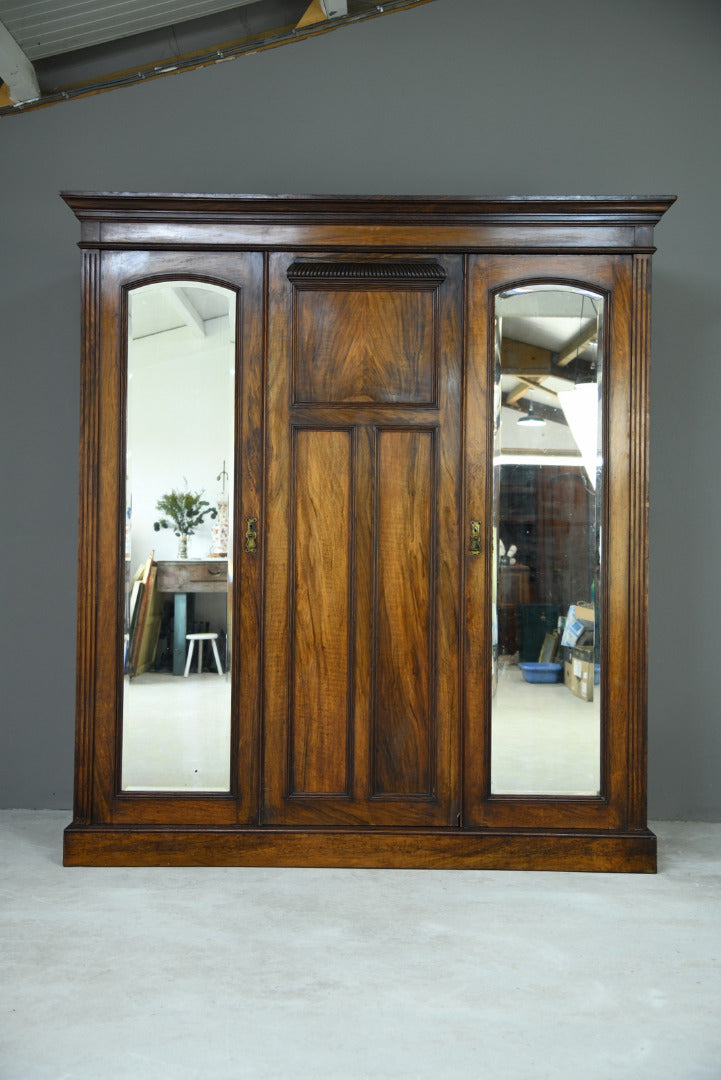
[0,0,257,60]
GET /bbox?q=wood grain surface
[294,287,436,404]
[62,195,673,869]
[373,429,434,795]
[291,429,352,795]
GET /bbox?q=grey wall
[1,0,720,818]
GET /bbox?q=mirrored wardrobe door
[86,251,264,825]
[490,282,603,797]
[122,279,236,793]
[463,254,630,831]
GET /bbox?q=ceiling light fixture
[517,403,546,427]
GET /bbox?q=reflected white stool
[184,632,223,676]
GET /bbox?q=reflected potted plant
[153,487,217,559]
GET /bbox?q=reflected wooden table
[155,560,228,675]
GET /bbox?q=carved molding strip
[627,253,651,828]
[75,248,101,823]
[287,261,447,285]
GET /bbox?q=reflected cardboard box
[560,603,595,649]
[564,645,596,702]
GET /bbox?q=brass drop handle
[469,519,481,556]
[245,517,258,554]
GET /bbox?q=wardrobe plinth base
[63,824,657,873]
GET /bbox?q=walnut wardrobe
[62,194,674,870]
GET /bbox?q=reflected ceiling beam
[502,338,576,407]
[503,394,566,426]
[297,0,349,27]
[502,335,591,388]
[169,287,205,338]
[506,377,541,405]
[0,19,40,104]
[501,337,554,376]
[556,320,597,368]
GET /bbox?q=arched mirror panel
[121,279,236,793]
[491,283,604,796]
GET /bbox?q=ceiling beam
[0,19,40,104]
[297,0,348,27]
[2,1,433,117]
[169,288,205,338]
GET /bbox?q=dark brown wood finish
[63,194,674,870]
[63,825,657,871]
[76,248,264,827]
[261,253,462,827]
[293,286,437,404]
[463,253,638,832]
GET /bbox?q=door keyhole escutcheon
[245,517,258,553]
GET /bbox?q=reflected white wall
[126,312,234,568]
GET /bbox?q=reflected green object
[154,488,217,537]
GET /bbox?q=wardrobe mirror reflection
[491,284,603,795]
[122,280,235,792]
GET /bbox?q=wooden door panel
[294,287,437,404]
[373,428,435,796]
[263,254,462,827]
[291,428,353,796]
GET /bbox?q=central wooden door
[261,254,463,826]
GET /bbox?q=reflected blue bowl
[518,662,563,683]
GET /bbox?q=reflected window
[491,284,603,796]
[122,281,235,792]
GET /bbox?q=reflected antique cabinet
[62,193,674,871]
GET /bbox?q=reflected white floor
[122,673,231,791]
[122,665,600,796]
[492,663,601,795]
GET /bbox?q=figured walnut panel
[290,429,352,795]
[373,429,435,796]
[63,825,657,872]
[293,286,438,405]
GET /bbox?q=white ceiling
[0,0,254,60]
[0,0,371,109]
[130,282,233,341]
[497,288,601,463]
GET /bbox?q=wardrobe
[62,193,673,870]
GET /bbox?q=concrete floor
[1,813,720,1080]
